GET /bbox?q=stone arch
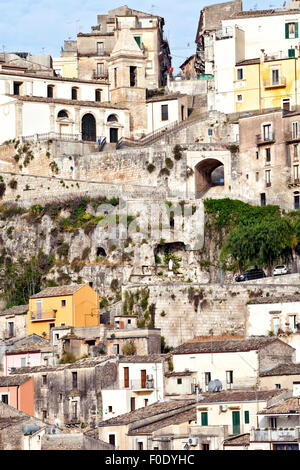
[195,158,224,197]
[107,114,118,123]
[82,113,96,142]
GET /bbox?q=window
[244,410,250,424]
[236,94,243,102]
[294,144,298,161]
[208,128,213,136]
[177,378,182,385]
[201,411,208,426]
[71,87,78,100]
[293,122,299,139]
[97,42,104,55]
[13,81,22,95]
[263,124,272,141]
[294,165,299,181]
[256,172,259,182]
[72,371,78,389]
[273,317,280,334]
[256,151,259,159]
[72,401,78,420]
[8,321,14,337]
[265,169,271,187]
[289,314,297,332]
[97,63,104,77]
[42,410,47,420]
[95,89,101,102]
[226,370,233,386]
[236,68,244,80]
[130,66,137,87]
[61,299,66,307]
[285,22,298,39]
[275,384,281,390]
[202,444,210,450]
[138,442,144,450]
[265,147,271,163]
[57,110,68,119]
[42,375,47,386]
[295,193,300,209]
[1,394,8,404]
[144,399,148,406]
[113,344,119,354]
[204,372,211,386]
[270,417,277,428]
[109,434,116,446]
[47,85,54,98]
[21,357,26,368]
[260,193,266,206]
[108,406,113,413]
[271,69,280,86]
[282,98,290,111]
[161,104,169,121]
[130,397,135,411]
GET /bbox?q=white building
[101,355,165,420]
[172,337,296,391]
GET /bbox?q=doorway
[82,113,96,141]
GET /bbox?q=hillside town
[2,0,300,453]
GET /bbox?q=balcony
[251,428,300,442]
[288,176,300,187]
[30,310,57,322]
[92,71,108,80]
[264,77,286,89]
[256,132,276,145]
[123,379,155,391]
[285,132,300,143]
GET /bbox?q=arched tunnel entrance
[195,158,224,198]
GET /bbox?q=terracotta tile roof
[119,354,166,363]
[99,399,196,427]
[5,341,53,355]
[146,93,187,103]
[30,284,86,299]
[248,295,300,305]
[173,336,281,354]
[230,8,300,19]
[260,363,300,377]
[196,389,283,404]
[165,371,196,377]
[223,433,250,447]
[12,355,116,374]
[0,304,28,316]
[0,375,31,387]
[258,396,300,415]
[0,69,107,85]
[129,407,196,435]
[0,417,27,430]
[236,58,260,66]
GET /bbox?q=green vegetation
[204,198,300,274]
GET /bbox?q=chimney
[260,49,265,63]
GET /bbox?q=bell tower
[108,26,147,138]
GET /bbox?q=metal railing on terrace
[30,310,57,321]
[256,132,276,145]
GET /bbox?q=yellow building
[52,57,78,79]
[234,49,300,113]
[27,284,99,338]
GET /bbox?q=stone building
[0,304,28,341]
[12,356,118,429]
[59,6,171,89]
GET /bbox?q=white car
[273,265,289,276]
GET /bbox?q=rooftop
[12,355,116,374]
[248,295,300,305]
[7,95,128,111]
[196,389,284,404]
[229,8,300,19]
[99,399,196,427]
[129,407,196,435]
[0,375,31,387]
[258,396,300,415]
[0,304,28,317]
[260,363,300,377]
[119,354,166,363]
[173,336,283,354]
[30,284,86,299]
[0,416,27,430]
[223,433,250,447]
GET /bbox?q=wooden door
[124,367,129,388]
[141,369,146,388]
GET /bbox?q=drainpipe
[295,47,298,109]
[259,49,264,113]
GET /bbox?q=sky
[0,0,288,73]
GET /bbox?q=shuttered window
[201,411,208,426]
[244,410,250,424]
[285,22,298,39]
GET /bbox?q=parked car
[273,265,289,276]
[235,268,266,282]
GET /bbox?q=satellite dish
[207,379,222,392]
[54,418,61,427]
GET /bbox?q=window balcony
[263,77,286,88]
[256,132,276,145]
[92,71,109,80]
[122,379,155,391]
[30,310,57,322]
[285,132,300,143]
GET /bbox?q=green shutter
[244,410,250,424]
[289,48,296,58]
[201,412,208,426]
[134,36,141,48]
[285,23,289,38]
[296,22,299,38]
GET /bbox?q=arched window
[57,110,69,119]
[107,114,118,123]
[71,87,78,100]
